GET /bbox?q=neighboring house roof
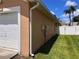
[29,0,58,22]
[59,21,66,26]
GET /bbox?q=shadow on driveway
[35,34,59,54]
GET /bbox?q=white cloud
[61,14,68,17]
[66,21,70,23]
[61,18,69,21]
[63,18,69,21]
[60,14,70,23]
[60,14,69,18]
[74,9,79,16]
[60,17,70,23]
[50,11,55,15]
[65,1,77,6]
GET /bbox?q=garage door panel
[0,40,19,49]
[0,13,20,51]
[0,13,18,24]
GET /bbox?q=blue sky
[42,0,79,23]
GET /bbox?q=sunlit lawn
[34,35,79,59]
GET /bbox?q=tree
[69,6,76,13]
[73,15,79,22]
[64,6,77,26]
[69,6,76,25]
[64,9,71,25]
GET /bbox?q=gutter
[30,2,39,57]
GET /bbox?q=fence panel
[59,26,79,35]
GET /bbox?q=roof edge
[29,0,58,22]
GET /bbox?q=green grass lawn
[34,35,79,59]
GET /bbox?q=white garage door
[0,12,20,52]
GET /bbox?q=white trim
[0,6,20,13]
[0,6,21,54]
[17,7,21,54]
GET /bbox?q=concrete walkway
[0,48,18,59]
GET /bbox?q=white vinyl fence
[59,26,79,35]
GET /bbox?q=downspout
[30,2,39,57]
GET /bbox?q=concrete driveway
[0,48,18,59]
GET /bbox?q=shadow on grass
[35,34,59,54]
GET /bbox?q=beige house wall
[32,9,57,52]
[0,0,30,57]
